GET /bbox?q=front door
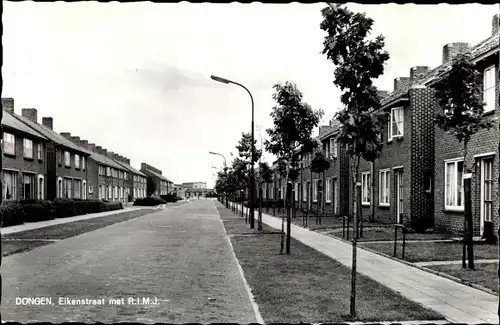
[395,169,403,224]
[480,158,493,235]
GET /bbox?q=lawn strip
[425,262,499,295]
[217,203,444,323]
[3,209,157,240]
[322,227,454,242]
[2,240,56,257]
[359,241,498,262]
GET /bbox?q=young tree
[320,3,389,317]
[236,132,262,227]
[432,52,494,269]
[258,162,273,231]
[311,149,332,224]
[265,81,323,254]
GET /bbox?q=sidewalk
[1,206,150,235]
[230,203,498,324]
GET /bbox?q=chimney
[60,132,71,140]
[394,77,411,92]
[493,14,499,36]
[442,42,470,64]
[22,108,38,123]
[42,117,53,130]
[126,158,131,165]
[102,148,108,156]
[95,146,103,154]
[107,151,115,159]
[141,163,148,171]
[70,136,81,145]
[80,139,89,149]
[88,143,96,152]
[2,98,14,114]
[410,66,430,82]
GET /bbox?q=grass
[425,262,499,295]
[2,239,55,257]
[360,241,498,262]
[322,227,455,242]
[219,203,444,323]
[3,208,158,241]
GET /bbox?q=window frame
[326,178,332,203]
[3,132,15,156]
[37,143,43,160]
[483,65,496,113]
[313,179,318,202]
[361,172,371,206]
[64,151,71,167]
[379,169,391,206]
[389,107,404,140]
[444,158,465,211]
[3,170,18,200]
[23,138,33,159]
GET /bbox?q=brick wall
[434,57,500,236]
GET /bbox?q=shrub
[19,199,56,222]
[103,202,123,211]
[0,202,26,227]
[160,194,180,203]
[133,197,166,206]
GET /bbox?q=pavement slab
[2,200,257,323]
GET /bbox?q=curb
[324,232,499,297]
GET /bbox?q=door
[480,159,493,235]
[395,170,403,224]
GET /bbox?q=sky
[2,2,498,188]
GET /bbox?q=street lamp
[209,151,227,168]
[210,75,256,229]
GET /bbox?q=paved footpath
[231,203,498,324]
[2,200,257,323]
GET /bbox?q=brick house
[11,108,92,200]
[434,17,499,238]
[140,163,172,196]
[63,135,130,203]
[1,98,49,200]
[111,155,147,201]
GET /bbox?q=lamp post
[210,75,255,229]
[210,151,229,208]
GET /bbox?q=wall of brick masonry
[434,56,500,236]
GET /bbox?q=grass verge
[425,262,499,295]
[2,239,55,257]
[360,241,498,262]
[3,209,157,241]
[322,227,454,242]
[219,203,444,323]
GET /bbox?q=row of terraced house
[0,98,174,203]
[264,14,500,240]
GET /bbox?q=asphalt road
[1,200,257,323]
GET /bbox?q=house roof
[89,152,127,170]
[113,159,147,177]
[3,111,48,141]
[381,31,500,108]
[143,168,172,183]
[11,113,92,155]
[319,124,341,141]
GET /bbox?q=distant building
[140,163,173,196]
[182,182,208,198]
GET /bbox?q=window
[389,107,404,140]
[64,178,72,198]
[23,173,35,199]
[326,178,332,203]
[37,143,43,160]
[484,66,496,113]
[483,159,493,222]
[82,156,86,170]
[82,181,87,200]
[106,167,111,176]
[445,160,464,210]
[64,151,70,167]
[74,179,81,198]
[120,187,123,200]
[114,186,118,200]
[379,170,390,206]
[3,133,15,155]
[57,149,62,165]
[313,179,318,202]
[75,154,80,169]
[107,186,111,200]
[99,185,104,199]
[99,165,106,176]
[361,172,371,205]
[134,187,137,198]
[38,175,44,199]
[295,182,299,201]
[3,170,18,200]
[333,178,338,214]
[23,139,33,159]
[303,182,307,201]
[330,138,338,158]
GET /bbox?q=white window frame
[333,178,338,214]
[64,177,72,199]
[82,180,87,199]
[361,172,371,206]
[57,177,63,198]
[483,65,496,113]
[64,151,71,167]
[303,182,307,202]
[326,178,332,203]
[3,132,15,155]
[82,156,86,170]
[23,138,33,159]
[37,143,43,160]
[75,154,80,169]
[74,179,82,199]
[444,158,464,211]
[389,107,404,140]
[3,170,18,200]
[313,179,318,202]
[379,169,390,206]
[22,173,35,200]
[330,138,338,158]
[294,182,299,201]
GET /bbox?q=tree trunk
[258,185,263,231]
[462,140,470,269]
[350,155,361,318]
[286,181,292,254]
[284,164,292,254]
[464,176,474,269]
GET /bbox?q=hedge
[133,197,166,206]
[160,194,181,203]
[19,199,56,222]
[1,202,26,227]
